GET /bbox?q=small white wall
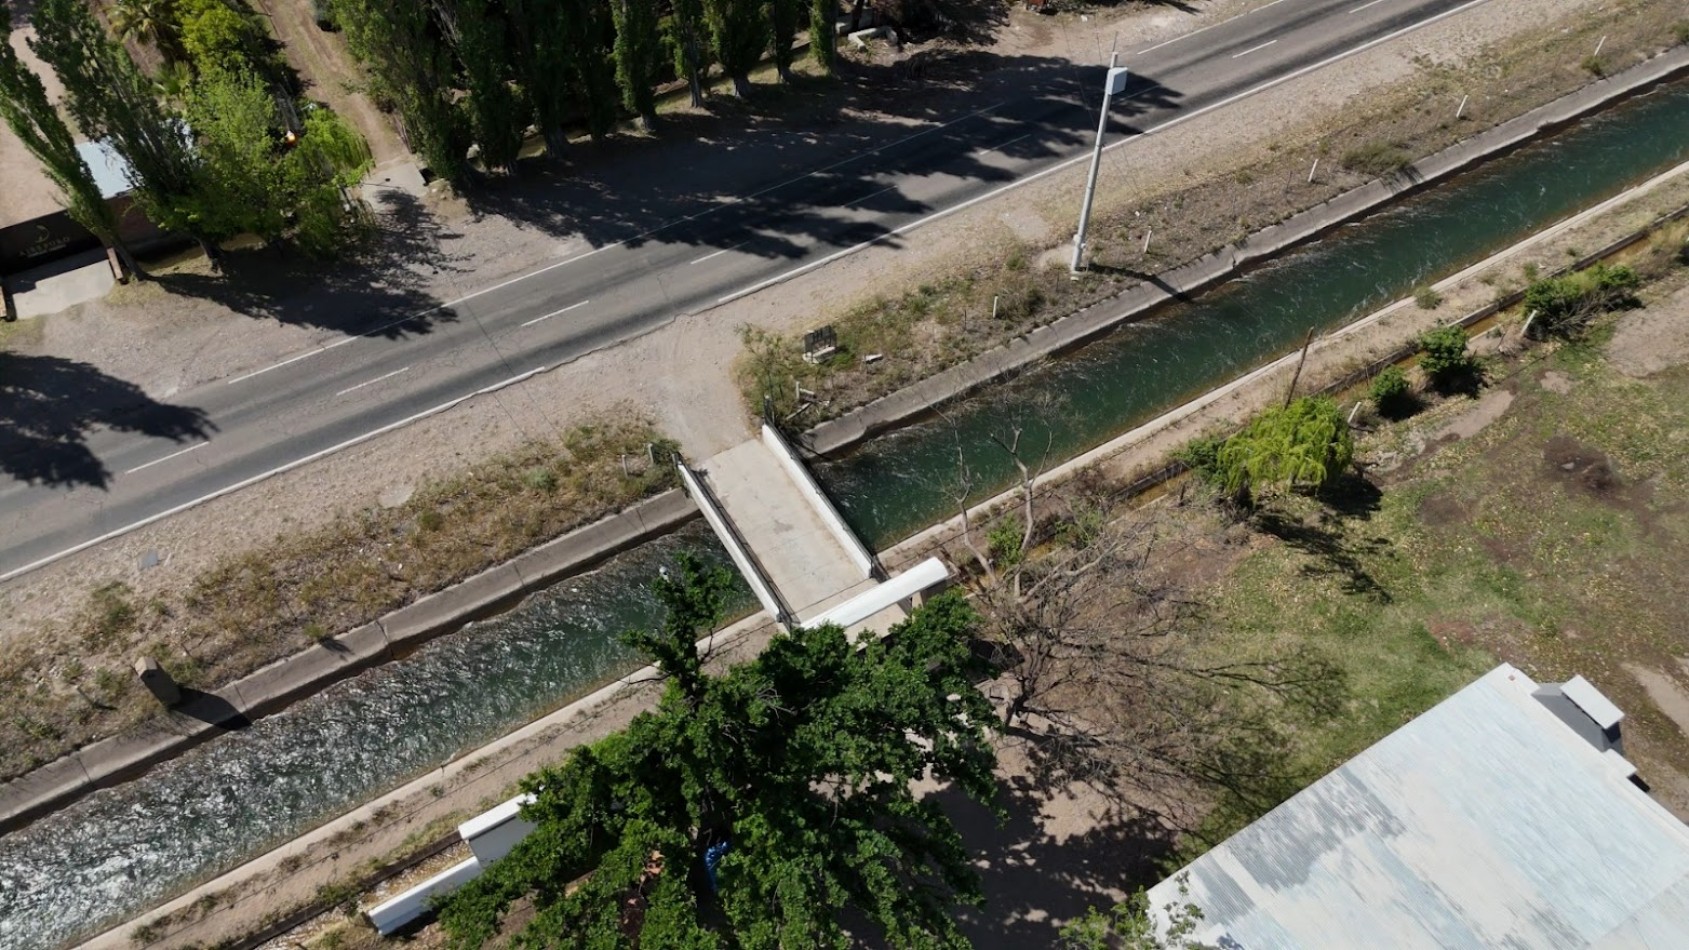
[366,856,483,935]
[801,557,949,633]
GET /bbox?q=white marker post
[1072,55,1130,275]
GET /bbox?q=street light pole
[1071,53,1129,275]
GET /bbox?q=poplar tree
[610,0,661,128]
[331,0,467,182]
[768,0,800,83]
[30,0,215,263]
[810,0,836,76]
[705,0,767,97]
[670,0,708,107]
[560,0,618,140]
[434,0,525,174]
[0,1,144,278]
[505,0,574,154]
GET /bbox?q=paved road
[0,0,1491,579]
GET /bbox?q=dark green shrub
[1369,366,1415,419]
[1522,262,1642,336]
[1417,325,1480,393]
[1176,434,1227,486]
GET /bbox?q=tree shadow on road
[0,353,214,489]
[150,191,469,339]
[456,53,1183,268]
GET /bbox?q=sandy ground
[4,0,1646,646]
[1,1,71,227]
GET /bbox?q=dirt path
[255,0,409,167]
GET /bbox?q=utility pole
[1071,54,1130,275]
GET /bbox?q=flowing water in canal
[0,526,745,948]
[821,80,1689,547]
[5,78,1689,949]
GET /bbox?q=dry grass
[0,412,677,781]
[734,0,1689,423]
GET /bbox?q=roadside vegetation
[328,0,841,181]
[0,412,677,781]
[735,1,1689,426]
[1047,219,1689,941]
[1,0,373,275]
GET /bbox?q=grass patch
[1341,140,1414,177]
[0,411,678,781]
[1173,294,1689,854]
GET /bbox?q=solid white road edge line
[5,0,1500,582]
[223,103,1012,387]
[0,363,554,583]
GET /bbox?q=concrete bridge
[678,423,945,640]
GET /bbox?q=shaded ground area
[0,352,212,489]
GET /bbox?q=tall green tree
[768,0,800,83]
[174,0,271,78]
[181,68,371,255]
[809,0,836,76]
[109,0,183,62]
[181,67,283,242]
[439,556,1000,948]
[31,0,216,262]
[431,0,525,173]
[560,0,618,139]
[669,0,709,107]
[705,0,767,97]
[504,0,574,154]
[610,0,661,128]
[331,0,467,181]
[1216,396,1354,502]
[0,1,145,278]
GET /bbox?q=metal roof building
[1147,663,1689,948]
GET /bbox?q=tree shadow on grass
[0,353,214,489]
[1254,474,1392,602]
[149,191,469,338]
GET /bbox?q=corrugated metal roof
[1148,664,1689,948]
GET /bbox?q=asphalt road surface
[0,0,1494,579]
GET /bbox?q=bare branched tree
[948,411,1339,812]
